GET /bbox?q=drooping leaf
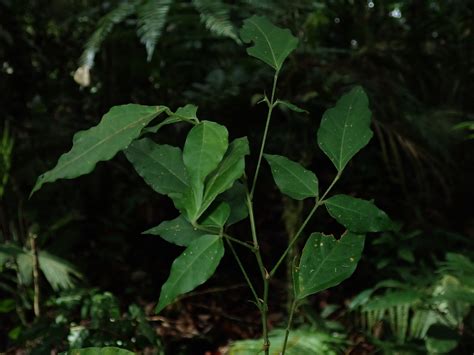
[240,16,298,71]
[156,234,224,313]
[137,0,172,61]
[182,121,228,220]
[31,105,165,196]
[216,181,248,225]
[324,194,394,233]
[317,86,372,172]
[16,250,82,291]
[297,232,365,299]
[62,347,134,355]
[125,139,189,200]
[79,2,138,68]
[200,137,249,215]
[264,154,318,200]
[200,202,230,228]
[192,0,240,42]
[276,100,308,113]
[142,215,205,247]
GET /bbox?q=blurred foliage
[1,0,474,353]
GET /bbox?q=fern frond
[80,1,139,68]
[137,0,173,61]
[192,0,240,43]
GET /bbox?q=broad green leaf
[317,86,372,172]
[217,182,248,225]
[31,104,165,196]
[297,232,365,299]
[276,100,309,113]
[324,194,394,233]
[156,234,224,313]
[142,215,204,247]
[200,137,249,215]
[264,154,318,200]
[124,139,189,199]
[200,202,230,228]
[240,16,298,71]
[183,121,228,220]
[62,347,134,355]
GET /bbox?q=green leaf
[216,182,248,225]
[156,234,224,313]
[125,139,189,199]
[240,16,298,71]
[200,202,230,228]
[200,137,249,214]
[141,116,181,135]
[276,100,308,113]
[31,104,165,196]
[324,194,394,233]
[317,86,372,172]
[142,215,205,247]
[182,121,228,220]
[297,232,365,299]
[264,154,318,200]
[62,347,134,355]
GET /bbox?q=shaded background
[1,0,474,353]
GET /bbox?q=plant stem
[195,224,255,251]
[281,299,298,355]
[31,233,41,317]
[224,238,260,306]
[251,71,279,198]
[270,172,341,277]
[245,184,270,355]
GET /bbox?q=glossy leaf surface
[201,137,249,214]
[297,232,365,299]
[125,139,189,198]
[200,202,230,228]
[240,16,298,71]
[325,194,394,233]
[182,121,228,218]
[156,234,224,313]
[317,87,372,172]
[142,215,204,247]
[31,104,164,195]
[264,154,318,200]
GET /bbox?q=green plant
[31,16,394,354]
[349,252,474,354]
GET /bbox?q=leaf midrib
[47,108,160,178]
[161,236,220,303]
[248,18,278,69]
[131,144,188,189]
[269,157,316,197]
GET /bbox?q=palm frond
[137,0,173,61]
[80,1,139,68]
[15,249,82,291]
[192,0,240,43]
[38,251,82,291]
[228,328,346,355]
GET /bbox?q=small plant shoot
[32,16,394,354]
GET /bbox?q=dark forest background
[1,0,474,353]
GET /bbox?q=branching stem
[251,71,279,198]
